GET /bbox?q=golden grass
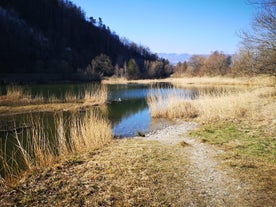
[1,84,107,105]
[0,110,113,180]
[83,84,107,104]
[102,77,129,84]
[147,86,276,129]
[0,139,196,206]
[169,75,276,87]
[147,88,199,119]
[103,75,276,87]
[3,85,45,105]
[0,85,108,115]
[2,138,275,206]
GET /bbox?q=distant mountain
[158,53,191,65]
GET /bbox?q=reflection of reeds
[0,110,112,180]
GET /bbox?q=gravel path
[141,122,253,206]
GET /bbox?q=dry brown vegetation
[147,76,276,127]
[103,74,276,87]
[1,136,275,206]
[0,110,112,181]
[0,139,189,206]
[0,85,107,116]
[0,76,275,206]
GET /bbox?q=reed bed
[2,85,45,105]
[0,85,108,115]
[102,77,129,84]
[0,110,112,180]
[147,86,276,127]
[1,84,107,105]
[169,75,276,87]
[83,84,107,104]
[103,75,275,87]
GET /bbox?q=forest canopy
[0,0,171,81]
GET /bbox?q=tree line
[0,0,172,81]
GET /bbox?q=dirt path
[0,122,274,206]
[142,122,257,206]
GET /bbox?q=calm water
[0,83,198,177]
[0,83,197,137]
[107,83,195,137]
[1,83,241,177]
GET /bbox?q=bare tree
[188,55,206,76]
[200,51,231,76]
[242,0,276,75]
[231,49,256,76]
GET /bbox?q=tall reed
[83,84,107,104]
[147,86,275,124]
[169,75,276,87]
[0,109,113,180]
[1,84,108,109]
[147,87,198,119]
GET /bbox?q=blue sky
[71,0,256,54]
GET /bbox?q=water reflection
[106,83,187,137]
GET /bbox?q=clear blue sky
[71,0,256,54]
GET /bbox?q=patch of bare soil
[0,123,275,206]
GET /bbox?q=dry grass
[83,84,107,104]
[0,85,108,116]
[0,110,112,180]
[1,138,275,206]
[148,84,276,164]
[102,77,129,84]
[1,84,107,105]
[2,85,45,105]
[169,75,276,87]
[148,86,275,127]
[0,139,195,206]
[147,89,199,119]
[103,75,276,87]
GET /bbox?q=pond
[0,82,209,177]
[0,83,197,137]
[107,83,196,137]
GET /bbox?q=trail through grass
[1,131,275,206]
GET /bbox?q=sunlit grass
[103,75,276,87]
[148,86,275,125]
[169,75,276,87]
[147,84,276,162]
[0,85,108,115]
[189,122,276,163]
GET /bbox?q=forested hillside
[0,0,172,81]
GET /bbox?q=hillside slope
[0,0,168,81]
